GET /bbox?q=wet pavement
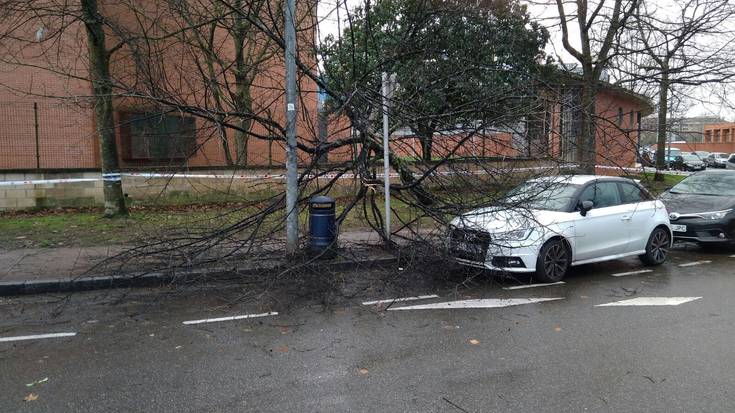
[1,243,735,412]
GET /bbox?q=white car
[448,175,672,282]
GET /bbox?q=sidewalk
[0,229,401,295]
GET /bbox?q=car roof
[530,175,632,185]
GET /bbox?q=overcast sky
[315,0,733,121]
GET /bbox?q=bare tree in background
[619,0,735,179]
[167,0,284,166]
[81,0,129,216]
[549,0,639,173]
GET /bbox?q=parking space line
[387,297,564,311]
[0,332,77,343]
[611,269,653,277]
[596,297,701,307]
[362,295,439,306]
[503,282,565,290]
[182,312,278,325]
[730,255,735,258]
[679,261,712,267]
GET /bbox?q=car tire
[534,239,571,283]
[639,227,670,266]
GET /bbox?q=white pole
[382,72,391,241]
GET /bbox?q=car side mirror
[578,200,594,216]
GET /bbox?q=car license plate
[672,224,687,233]
[454,242,477,252]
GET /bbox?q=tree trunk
[415,124,434,162]
[577,75,597,174]
[234,118,251,166]
[654,73,670,181]
[232,1,253,167]
[81,0,127,217]
[421,136,433,161]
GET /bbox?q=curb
[0,256,399,296]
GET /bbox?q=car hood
[660,192,735,214]
[450,206,568,233]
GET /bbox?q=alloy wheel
[650,230,669,264]
[543,243,568,279]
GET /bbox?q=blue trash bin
[309,195,337,258]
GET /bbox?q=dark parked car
[653,148,682,169]
[670,153,706,171]
[659,170,735,244]
[728,154,735,170]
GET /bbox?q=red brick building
[704,122,735,144]
[655,122,735,155]
[0,4,652,172]
[0,0,320,171]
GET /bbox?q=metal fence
[0,102,98,170]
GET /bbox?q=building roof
[552,69,655,116]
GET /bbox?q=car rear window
[671,173,735,196]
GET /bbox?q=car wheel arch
[544,235,573,262]
[655,224,674,247]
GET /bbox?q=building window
[120,112,196,161]
[617,107,624,126]
[705,130,712,142]
[629,111,635,127]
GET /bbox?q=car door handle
[621,214,632,221]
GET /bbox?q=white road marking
[0,332,77,343]
[387,297,563,311]
[596,297,702,307]
[362,294,439,306]
[730,255,735,258]
[503,281,565,290]
[611,269,653,277]
[679,261,712,267]
[182,312,278,325]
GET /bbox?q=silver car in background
[706,152,730,168]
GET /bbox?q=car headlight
[696,209,732,220]
[493,228,533,241]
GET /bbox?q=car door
[573,181,630,261]
[617,181,657,253]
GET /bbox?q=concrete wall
[0,171,104,210]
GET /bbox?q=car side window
[577,182,623,209]
[619,182,650,203]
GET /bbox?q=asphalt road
[2,244,735,412]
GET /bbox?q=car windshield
[718,153,730,158]
[503,181,581,211]
[670,173,735,196]
[682,154,700,161]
